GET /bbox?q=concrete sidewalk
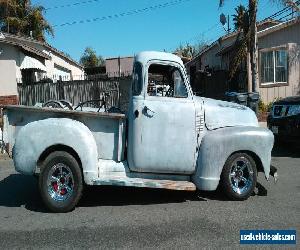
[0,153,9,160]
[259,122,267,128]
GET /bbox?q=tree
[79,47,105,68]
[232,5,249,32]
[228,4,250,80]
[174,41,207,59]
[219,0,299,92]
[0,0,54,42]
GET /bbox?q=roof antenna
[220,13,231,34]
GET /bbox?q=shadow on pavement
[0,174,269,212]
[0,174,46,212]
[79,186,207,207]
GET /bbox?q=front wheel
[220,153,257,200]
[39,151,83,212]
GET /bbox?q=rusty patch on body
[93,177,196,191]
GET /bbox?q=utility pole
[118,56,121,78]
[227,15,230,34]
[249,0,258,93]
[6,0,10,33]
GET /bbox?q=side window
[147,64,188,98]
[132,62,143,96]
[173,69,188,98]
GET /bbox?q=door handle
[144,106,155,114]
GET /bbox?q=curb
[259,122,267,128]
[0,154,10,160]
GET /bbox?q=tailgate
[1,108,14,156]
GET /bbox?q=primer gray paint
[2,51,274,192]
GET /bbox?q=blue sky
[32,0,284,61]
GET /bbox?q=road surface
[0,143,299,248]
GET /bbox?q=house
[186,18,300,104]
[0,32,84,105]
[105,56,134,78]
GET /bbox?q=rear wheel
[39,151,83,212]
[220,153,257,200]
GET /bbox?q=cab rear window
[132,62,143,96]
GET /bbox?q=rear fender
[13,118,98,184]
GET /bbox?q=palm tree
[228,5,250,81]
[23,5,54,41]
[219,0,299,92]
[0,0,54,42]
[232,5,249,32]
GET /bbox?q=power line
[53,0,194,27]
[187,23,220,43]
[261,0,299,21]
[166,22,220,52]
[45,0,102,11]
[277,11,298,21]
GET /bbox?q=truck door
[128,61,197,174]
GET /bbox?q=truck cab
[128,52,198,174]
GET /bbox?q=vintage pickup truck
[2,51,275,212]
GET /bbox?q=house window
[260,50,288,85]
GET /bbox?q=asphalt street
[0,143,299,249]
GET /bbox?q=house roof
[0,32,83,68]
[185,17,299,66]
[0,39,51,60]
[215,43,236,56]
[258,17,300,38]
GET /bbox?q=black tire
[39,151,83,212]
[220,153,257,200]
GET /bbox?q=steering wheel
[165,85,174,97]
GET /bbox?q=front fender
[192,126,274,191]
[13,118,98,184]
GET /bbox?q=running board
[93,177,196,191]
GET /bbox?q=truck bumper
[270,165,278,183]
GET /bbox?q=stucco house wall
[0,33,84,82]
[43,50,84,80]
[0,44,18,104]
[0,60,17,96]
[0,33,84,105]
[186,18,300,104]
[258,21,300,103]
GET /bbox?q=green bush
[258,100,274,113]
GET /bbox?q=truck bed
[2,105,126,162]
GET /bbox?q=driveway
[0,144,299,249]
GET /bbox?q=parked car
[2,51,275,212]
[267,96,300,143]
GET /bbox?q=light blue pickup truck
[2,51,275,212]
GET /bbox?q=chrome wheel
[229,156,254,195]
[47,163,74,202]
